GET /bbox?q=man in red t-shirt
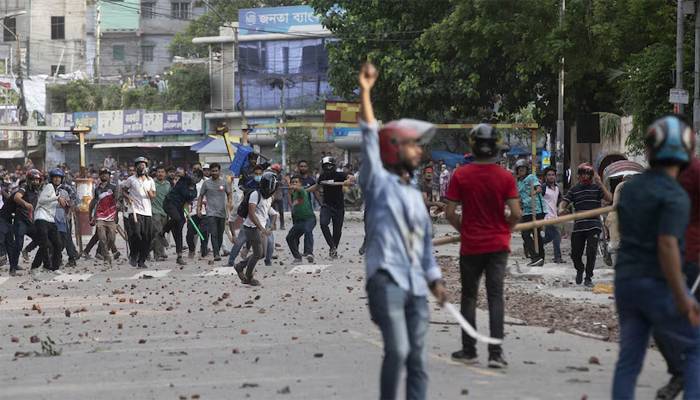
[445,124,522,369]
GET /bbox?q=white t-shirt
[543,184,559,220]
[243,191,278,228]
[124,175,155,216]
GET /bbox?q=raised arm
[359,63,377,125]
[358,63,385,192]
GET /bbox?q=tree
[165,64,211,111]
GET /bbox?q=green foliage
[48,65,210,112]
[285,127,312,164]
[169,0,305,58]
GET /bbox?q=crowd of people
[0,152,358,287]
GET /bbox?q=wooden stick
[433,205,614,246]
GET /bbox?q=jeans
[613,277,700,399]
[520,213,545,261]
[655,261,700,378]
[227,229,248,266]
[11,219,35,269]
[286,218,316,259]
[186,214,208,256]
[320,205,344,250]
[207,216,226,257]
[126,214,152,265]
[459,252,507,355]
[542,225,562,261]
[239,226,265,277]
[367,271,429,400]
[33,220,62,270]
[265,229,274,264]
[150,213,168,258]
[571,229,599,279]
[96,220,117,261]
[60,230,78,262]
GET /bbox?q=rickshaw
[599,159,645,266]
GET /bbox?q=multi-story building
[87,0,205,78]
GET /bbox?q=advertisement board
[239,6,323,35]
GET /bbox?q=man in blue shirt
[612,115,700,399]
[359,63,447,400]
[515,159,545,266]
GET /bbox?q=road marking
[0,277,8,286]
[201,267,237,277]
[287,264,330,274]
[127,269,171,280]
[51,273,93,283]
[346,329,501,377]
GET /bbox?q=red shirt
[445,163,519,255]
[679,157,700,263]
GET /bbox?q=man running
[612,115,700,398]
[286,175,316,263]
[515,159,545,266]
[33,169,66,272]
[89,168,119,267]
[318,156,354,259]
[151,165,171,261]
[358,62,447,400]
[445,124,522,368]
[542,167,564,263]
[122,157,156,269]
[197,162,232,262]
[559,163,612,287]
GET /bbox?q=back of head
[259,171,279,198]
[469,124,500,159]
[645,115,695,167]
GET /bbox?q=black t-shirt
[15,184,39,223]
[563,183,604,233]
[319,171,347,209]
[0,187,15,221]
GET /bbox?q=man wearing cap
[121,157,156,269]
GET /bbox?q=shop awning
[190,137,215,152]
[0,150,25,159]
[196,138,243,154]
[92,141,198,149]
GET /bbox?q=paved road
[0,217,667,399]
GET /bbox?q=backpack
[236,189,262,219]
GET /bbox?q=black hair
[290,175,302,182]
[209,162,221,171]
[253,164,264,172]
[165,166,175,172]
[157,166,167,172]
[297,160,308,166]
[192,169,204,179]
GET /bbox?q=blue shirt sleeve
[359,120,387,193]
[422,218,442,283]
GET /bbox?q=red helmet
[270,163,282,173]
[379,119,436,168]
[27,169,41,180]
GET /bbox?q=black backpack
[236,189,262,218]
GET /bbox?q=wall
[29,0,86,75]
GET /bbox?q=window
[3,17,15,42]
[171,2,190,20]
[113,45,125,61]
[141,2,156,19]
[141,45,154,62]
[50,65,65,75]
[51,16,65,40]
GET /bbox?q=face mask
[254,175,262,182]
[136,165,146,176]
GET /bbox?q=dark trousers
[207,216,225,257]
[150,213,168,258]
[520,213,545,261]
[571,229,599,279]
[60,230,78,262]
[0,217,13,259]
[459,252,508,355]
[286,218,316,259]
[11,219,35,268]
[186,214,208,256]
[320,205,344,249]
[33,220,62,270]
[126,214,152,265]
[272,199,285,229]
[164,202,185,255]
[240,226,265,277]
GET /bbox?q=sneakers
[526,258,544,267]
[137,262,147,269]
[213,255,222,262]
[329,248,338,259]
[575,270,584,285]
[656,375,683,400]
[81,252,92,260]
[305,254,315,264]
[292,257,303,264]
[488,353,508,369]
[584,278,594,288]
[553,258,565,264]
[176,256,186,266]
[113,251,121,260]
[451,350,479,365]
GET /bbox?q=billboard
[239,6,323,35]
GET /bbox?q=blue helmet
[645,116,695,166]
[49,168,65,178]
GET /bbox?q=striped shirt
[563,184,603,232]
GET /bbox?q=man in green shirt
[286,175,317,263]
[151,165,171,261]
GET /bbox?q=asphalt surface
[0,215,668,399]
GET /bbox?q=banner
[239,6,323,35]
[122,109,143,137]
[74,112,98,138]
[229,145,253,175]
[181,111,203,133]
[98,110,124,137]
[162,112,182,134]
[143,112,164,134]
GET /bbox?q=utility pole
[15,32,28,165]
[234,22,248,145]
[95,0,101,82]
[556,0,565,174]
[279,78,287,171]
[676,0,685,114]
